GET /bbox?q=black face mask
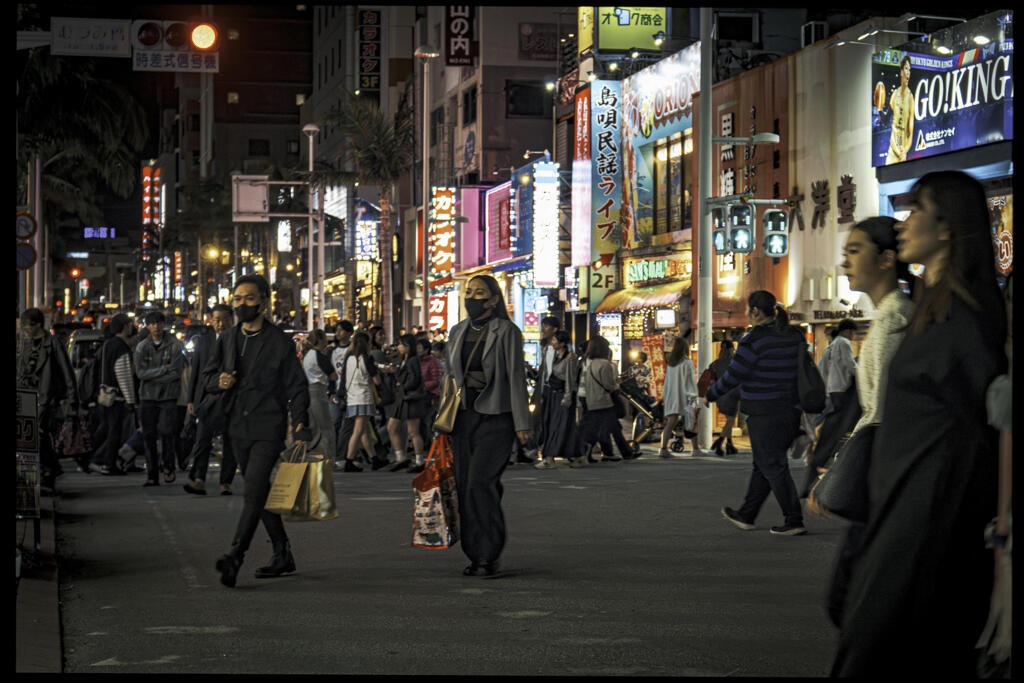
[234,303,261,323]
[465,298,490,322]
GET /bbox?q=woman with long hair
[660,330,702,458]
[709,340,740,456]
[535,330,579,469]
[706,290,807,536]
[340,332,385,472]
[443,275,531,577]
[575,335,632,465]
[300,329,337,461]
[386,333,429,471]
[832,171,1006,677]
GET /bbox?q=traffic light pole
[697,8,713,450]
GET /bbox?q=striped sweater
[705,322,803,415]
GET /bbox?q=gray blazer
[444,317,532,432]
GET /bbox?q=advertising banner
[358,9,382,98]
[428,294,448,331]
[871,41,1013,167]
[445,6,477,66]
[641,333,668,401]
[532,162,561,287]
[429,187,456,282]
[590,80,623,312]
[485,182,514,263]
[620,42,701,248]
[596,7,667,51]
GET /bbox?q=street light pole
[697,7,714,450]
[303,123,320,331]
[415,45,439,332]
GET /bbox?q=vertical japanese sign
[641,333,668,401]
[428,295,448,331]
[572,88,593,267]
[485,182,514,264]
[358,10,382,101]
[430,187,456,282]
[153,167,162,231]
[445,6,476,66]
[142,165,153,225]
[590,80,622,312]
[174,251,182,284]
[578,7,595,56]
[532,162,561,287]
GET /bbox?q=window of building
[296,93,306,106]
[228,28,239,40]
[287,140,300,155]
[651,128,693,235]
[187,113,200,132]
[192,149,200,166]
[227,92,239,104]
[506,81,552,118]
[462,85,477,126]
[337,39,343,68]
[249,139,271,156]
[430,106,445,147]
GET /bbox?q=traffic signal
[69,267,82,279]
[131,20,220,53]
[762,209,789,258]
[711,207,729,255]
[727,203,754,254]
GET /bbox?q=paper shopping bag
[284,455,339,522]
[411,434,459,549]
[264,461,309,516]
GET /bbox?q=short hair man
[204,274,312,587]
[135,310,186,485]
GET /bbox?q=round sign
[16,212,37,240]
[16,242,37,270]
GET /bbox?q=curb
[15,492,62,673]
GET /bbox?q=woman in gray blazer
[444,275,532,578]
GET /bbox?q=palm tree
[319,85,413,335]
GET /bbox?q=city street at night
[44,450,844,676]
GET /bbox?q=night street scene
[16,5,1012,677]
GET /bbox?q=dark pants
[827,521,866,628]
[229,436,287,556]
[95,402,132,469]
[187,419,237,485]
[39,407,60,485]
[140,399,178,478]
[174,405,191,469]
[451,409,515,566]
[737,410,804,527]
[579,406,630,459]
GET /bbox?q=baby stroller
[618,376,662,454]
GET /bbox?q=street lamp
[415,44,439,331]
[302,122,319,332]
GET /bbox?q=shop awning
[595,279,691,313]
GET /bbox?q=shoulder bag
[96,346,119,407]
[809,425,877,523]
[590,362,627,419]
[433,330,486,435]
[795,333,826,414]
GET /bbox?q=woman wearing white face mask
[442,275,532,578]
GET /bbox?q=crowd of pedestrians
[20,171,1010,675]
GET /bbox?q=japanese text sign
[532,162,561,287]
[430,187,456,281]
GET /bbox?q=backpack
[795,336,827,413]
[77,355,102,407]
[697,367,716,397]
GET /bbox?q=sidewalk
[16,493,62,673]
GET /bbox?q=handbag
[56,416,93,457]
[96,343,121,408]
[265,443,338,521]
[697,367,716,397]
[795,334,827,414]
[433,330,486,435]
[590,364,627,419]
[809,425,876,523]
[412,434,460,549]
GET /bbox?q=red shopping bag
[412,434,460,549]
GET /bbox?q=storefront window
[651,129,693,235]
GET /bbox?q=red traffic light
[70,267,82,278]
[191,23,218,50]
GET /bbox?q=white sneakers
[534,457,558,469]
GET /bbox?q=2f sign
[591,272,615,289]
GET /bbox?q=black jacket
[187,330,218,407]
[201,321,311,443]
[396,354,426,403]
[22,333,78,411]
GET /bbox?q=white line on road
[91,655,183,667]
[144,626,239,634]
[149,500,206,589]
[496,610,552,618]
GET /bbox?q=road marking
[496,610,552,618]
[561,485,588,490]
[86,632,108,636]
[459,588,492,595]
[149,501,206,589]
[562,637,643,646]
[144,626,239,634]
[91,655,183,667]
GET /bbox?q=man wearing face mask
[200,274,312,588]
[442,275,532,578]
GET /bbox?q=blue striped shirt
[706,322,803,415]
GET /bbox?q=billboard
[590,80,623,311]
[596,7,667,51]
[532,162,561,287]
[871,41,1013,167]
[429,187,456,282]
[485,182,514,264]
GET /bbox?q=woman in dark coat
[831,171,1006,677]
[708,340,740,456]
[534,330,578,468]
[386,333,429,471]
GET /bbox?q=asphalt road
[55,449,848,676]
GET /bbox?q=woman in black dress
[535,330,578,468]
[386,334,428,471]
[832,171,1006,677]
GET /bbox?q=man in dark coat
[17,308,78,491]
[201,275,311,588]
[183,304,238,495]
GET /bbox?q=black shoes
[389,460,410,472]
[463,562,501,578]
[725,442,738,455]
[254,540,296,578]
[343,459,364,473]
[711,437,724,456]
[215,554,243,588]
[183,481,207,495]
[770,524,808,536]
[722,507,755,530]
[408,464,425,474]
[370,455,389,471]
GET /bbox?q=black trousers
[140,399,178,478]
[579,406,630,459]
[738,410,804,527]
[187,419,237,485]
[95,402,133,469]
[229,436,287,555]
[450,409,515,566]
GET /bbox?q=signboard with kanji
[358,9,382,100]
[51,17,131,57]
[134,50,218,73]
[428,295,448,331]
[429,187,456,282]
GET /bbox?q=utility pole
[697,8,714,450]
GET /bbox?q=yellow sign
[578,7,594,55]
[596,7,667,51]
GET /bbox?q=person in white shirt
[660,331,703,458]
[340,332,383,472]
[329,320,354,463]
[301,329,337,461]
[826,318,858,397]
